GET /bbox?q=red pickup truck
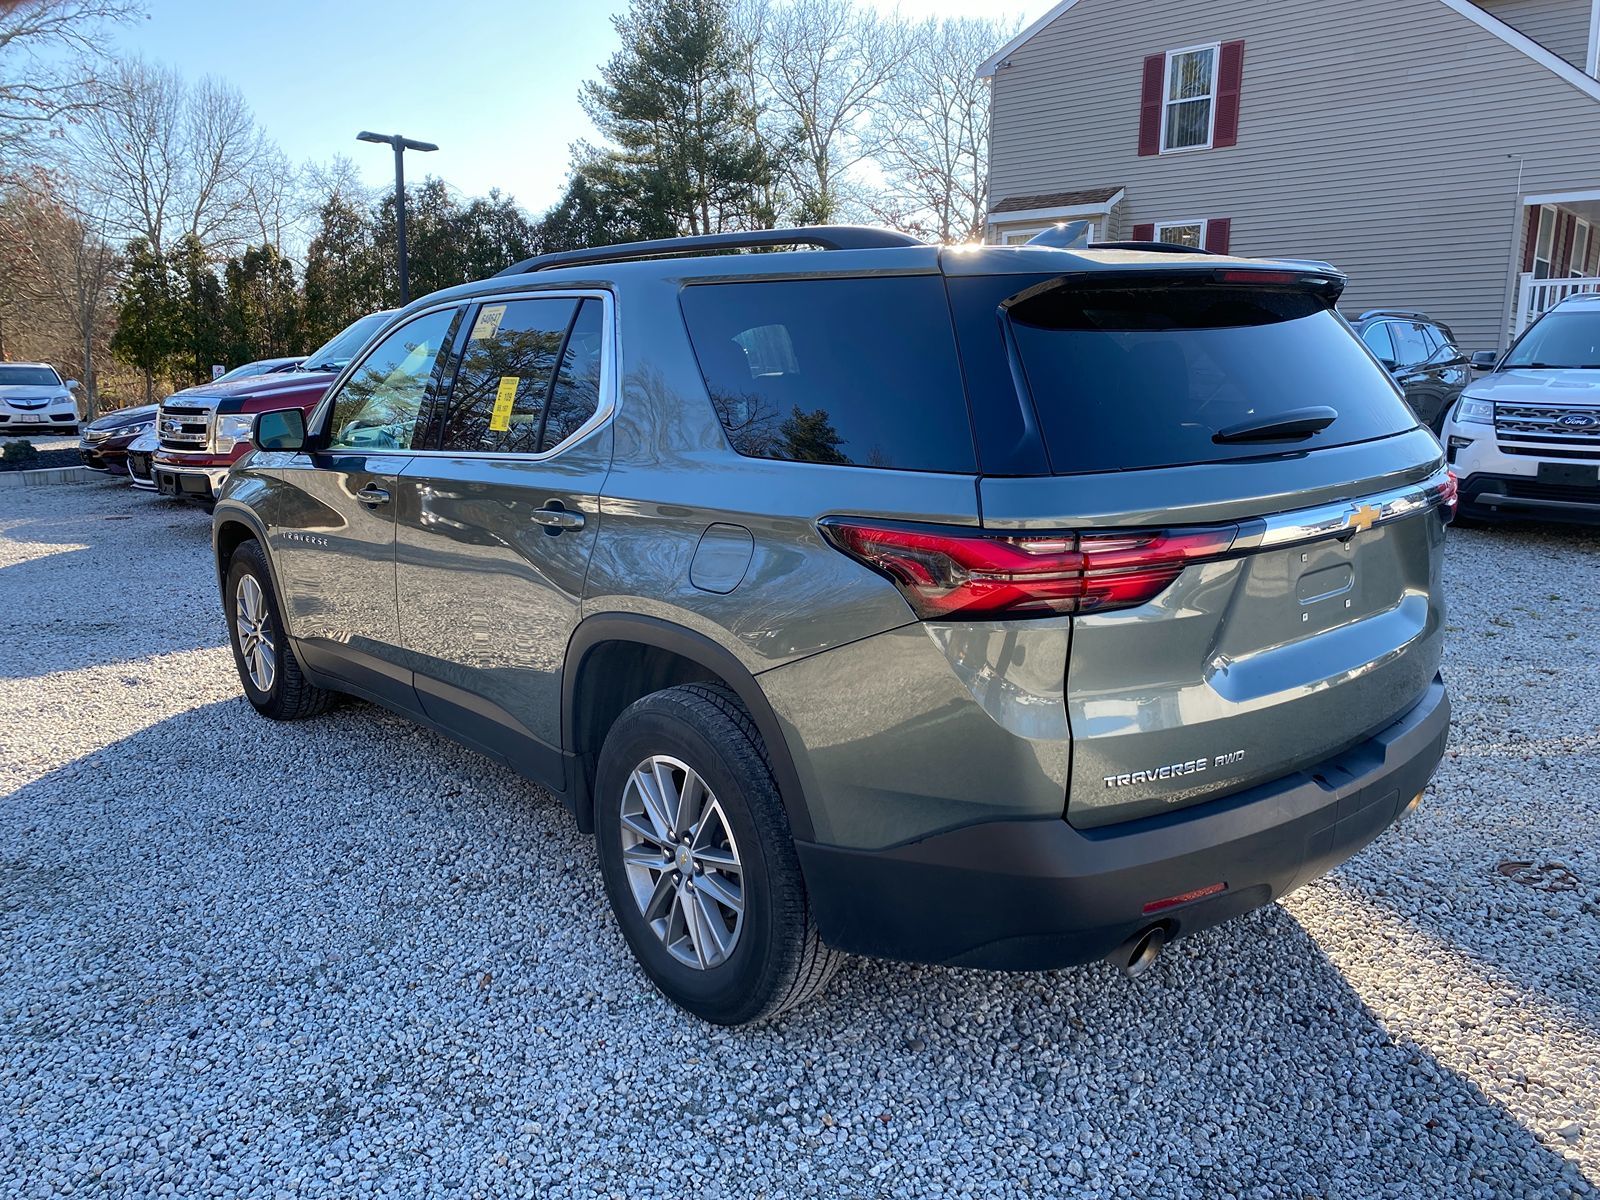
[152,311,394,502]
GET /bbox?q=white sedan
[0,363,80,434]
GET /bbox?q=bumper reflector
[1142,882,1227,916]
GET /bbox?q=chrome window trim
[309,287,618,464]
[1234,466,1453,552]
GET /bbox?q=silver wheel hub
[234,573,277,693]
[619,754,744,970]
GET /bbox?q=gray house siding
[1477,0,1593,69]
[987,0,1600,352]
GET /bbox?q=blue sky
[106,0,1043,215]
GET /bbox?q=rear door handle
[356,483,391,507]
[530,503,585,531]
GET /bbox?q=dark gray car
[212,227,1454,1024]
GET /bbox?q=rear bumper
[796,676,1449,970]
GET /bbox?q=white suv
[0,363,79,434]
[1443,294,1600,523]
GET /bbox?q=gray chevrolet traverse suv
[212,226,1454,1024]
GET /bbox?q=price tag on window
[489,376,520,432]
[471,304,507,342]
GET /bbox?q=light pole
[357,131,438,305]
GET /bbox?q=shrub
[2,440,39,465]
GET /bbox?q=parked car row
[1344,301,1598,523]
[74,319,390,502]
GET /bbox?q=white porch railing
[1515,273,1600,335]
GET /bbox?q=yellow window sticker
[471,304,507,341]
[489,376,520,432]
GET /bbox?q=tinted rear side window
[680,276,976,473]
[1007,285,1416,474]
[440,297,578,454]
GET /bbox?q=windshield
[300,312,392,372]
[0,366,62,388]
[1503,310,1600,369]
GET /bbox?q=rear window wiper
[1212,406,1338,444]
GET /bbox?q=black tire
[224,539,336,721]
[594,683,843,1025]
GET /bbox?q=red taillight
[818,519,1239,620]
[1437,471,1459,522]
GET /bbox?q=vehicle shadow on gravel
[4,697,1594,1198]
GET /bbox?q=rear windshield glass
[1007,285,1416,474]
[680,276,976,473]
[1503,310,1600,369]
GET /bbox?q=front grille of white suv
[1494,403,1600,452]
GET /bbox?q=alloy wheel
[619,754,744,969]
[234,573,277,693]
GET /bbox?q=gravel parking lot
[2,478,1597,1199]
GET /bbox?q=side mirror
[65,380,80,391]
[1470,350,1499,371]
[253,406,306,452]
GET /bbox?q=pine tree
[109,238,177,405]
[581,0,773,237]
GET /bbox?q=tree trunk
[143,368,153,406]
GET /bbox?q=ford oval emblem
[1557,412,1598,428]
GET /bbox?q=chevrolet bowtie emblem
[1345,503,1382,534]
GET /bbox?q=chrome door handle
[529,504,585,531]
[356,483,391,507]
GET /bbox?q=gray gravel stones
[2,481,1597,1198]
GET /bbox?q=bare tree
[865,16,1016,244]
[0,173,120,414]
[750,0,907,224]
[74,58,272,257]
[0,0,143,177]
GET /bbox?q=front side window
[1163,45,1217,151]
[325,308,458,451]
[680,275,976,473]
[1388,321,1434,369]
[1155,221,1205,249]
[1361,322,1397,365]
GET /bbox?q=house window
[1571,220,1590,277]
[1155,220,1206,248]
[1162,44,1219,152]
[1533,206,1556,279]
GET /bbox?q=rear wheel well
[569,641,719,828]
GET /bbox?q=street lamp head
[356,131,438,153]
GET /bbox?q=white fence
[1515,273,1600,335]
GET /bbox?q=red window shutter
[1132,222,1156,242]
[1213,41,1246,148]
[1204,218,1232,254]
[1138,54,1164,155]
[1522,207,1540,272]
[1558,213,1576,271]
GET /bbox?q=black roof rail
[496,225,925,276]
[1091,239,1216,255]
[1356,308,1432,322]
